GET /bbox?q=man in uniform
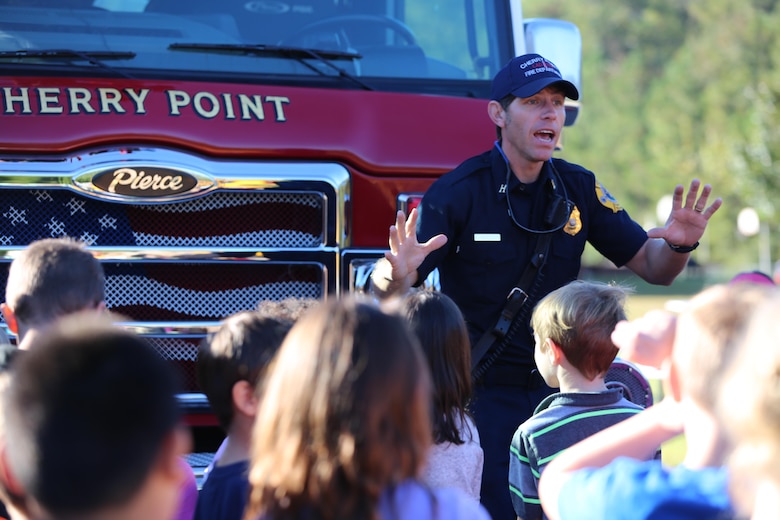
[370,53,721,520]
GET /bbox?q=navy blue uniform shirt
[416,145,647,369]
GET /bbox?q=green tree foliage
[524,0,780,273]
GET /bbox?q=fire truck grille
[0,262,324,320]
[0,153,349,409]
[147,337,201,392]
[105,262,323,321]
[0,189,324,248]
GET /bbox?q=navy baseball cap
[491,53,579,101]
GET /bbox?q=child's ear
[232,380,259,417]
[545,338,563,365]
[0,440,25,500]
[156,427,193,484]
[1,303,18,335]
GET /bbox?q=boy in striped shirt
[508,280,646,520]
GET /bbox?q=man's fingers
[670,184,684,211]
[404,208,418,236]
[702,197,723,218]
[391,211,406,245]
[684,178,701,209]
[396,209,406,226]
[388,225,400,253]
[421,234,447,254]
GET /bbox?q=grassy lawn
[625,293,687,319]
[647,378,687,466]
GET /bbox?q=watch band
[666,240,699,253]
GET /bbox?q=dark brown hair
[5,238,104,327]
[197,310,292,431]
[496,94,516,139]
[401,289,473,444]
[245,297,432,520]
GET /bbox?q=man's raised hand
[370,208,447,297]
[384,208,447,283]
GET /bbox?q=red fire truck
[0,0,580,468]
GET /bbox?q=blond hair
[718,288,780,514]
[674,283,772,411]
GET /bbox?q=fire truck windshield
[0,0,512,97]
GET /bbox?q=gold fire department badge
[564,205,582,236]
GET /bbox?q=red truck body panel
[2,77,495,246]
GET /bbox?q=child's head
[2,238,105,342]
[3,313,187,520]
[197,310,292,431]
[531,280,628,382]
[672,283,772,412]
[400,289,472,444]
[255,297,319,322]
[718,289,780,515]
[246,297,432,520]
[728,270,775,287]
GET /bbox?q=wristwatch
[666,241,699,253]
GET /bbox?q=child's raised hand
[611,310,677,369]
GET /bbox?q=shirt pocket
[547,233,587,280]
[450,238,521,304]
[456,235,519,266]
[549,233,585,262]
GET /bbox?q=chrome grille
[0,148,350,398]
[147,337,200,392]
[104,262,324,321]
[0,189,324,248]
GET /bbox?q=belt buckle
[506,287,528,304]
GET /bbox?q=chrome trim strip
[177,393,211,410]
[117,321,222,336]
[0,247,340,262]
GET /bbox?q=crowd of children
[0,237,776,520]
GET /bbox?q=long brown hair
[244,297,432,520]
[401,289,473,444]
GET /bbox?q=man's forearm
[627,238,691,286]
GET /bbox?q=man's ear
[487,100,506,127]
[1,303,17,335]
[232,380,258,418]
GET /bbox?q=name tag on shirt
[474,233,501,242]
